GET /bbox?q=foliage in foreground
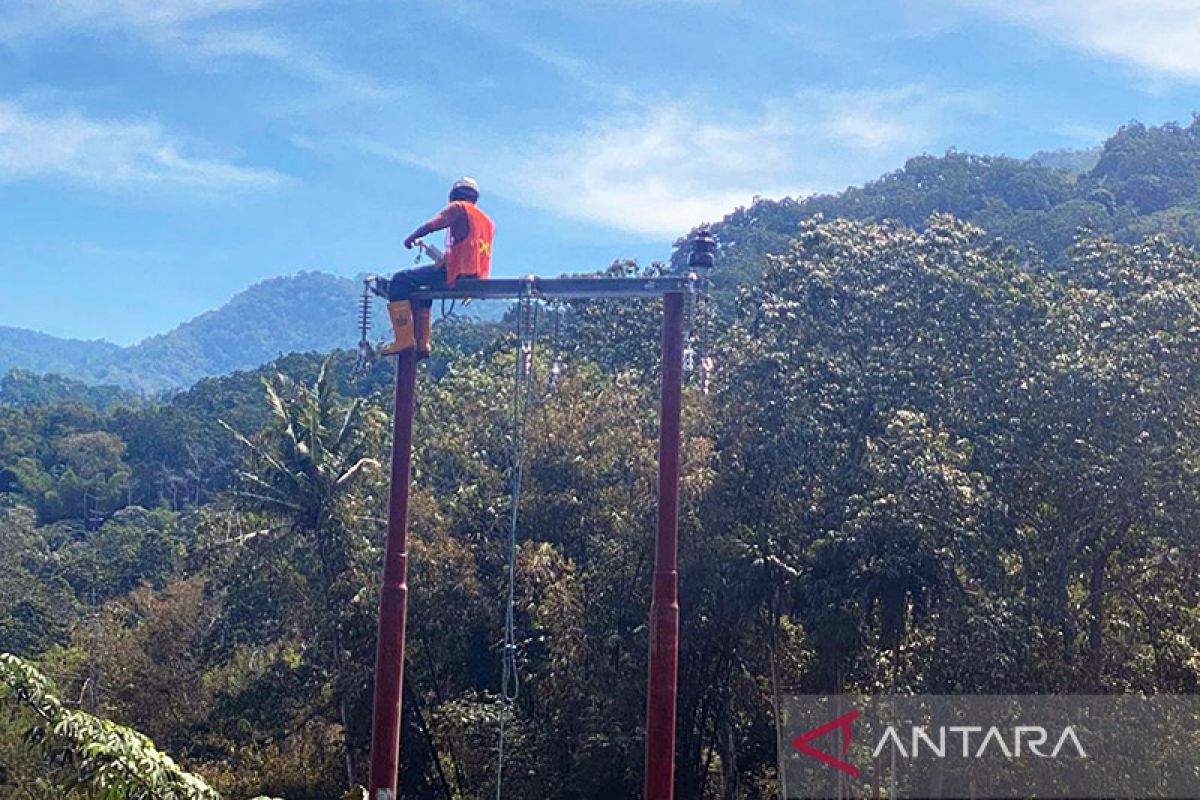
[0,652,224,800]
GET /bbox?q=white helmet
[450,177,480,199]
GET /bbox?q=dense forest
[4,120,1200,798]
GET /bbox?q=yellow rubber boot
[379,300,416,356]
[414,306,432,360]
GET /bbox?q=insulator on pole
[688,228,716,276]
[354,279,377,375]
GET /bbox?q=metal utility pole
[643,231,713,800]
[643,289,685,800]
[368,350,417,800]
[362,270,703,800]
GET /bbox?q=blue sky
[3,0,1200,345]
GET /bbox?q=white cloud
[1,0,272,36]
[954,0,1200,80]
[506,108,783,236]
[436,87,988,237]
[2,1,401,103]
[432,0,630,101]
[189,29,404,102]
[0,101,284,189]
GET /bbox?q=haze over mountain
[7,118,1200,393]
[0,271,513,394]
[1,273,377,393]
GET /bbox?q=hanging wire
[546,301,563,393]
[685,228,717,395]
[496,284,539,799]
[682,284,697,374]
[697,279,715,396]
[768,584,789,800]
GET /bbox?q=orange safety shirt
[420,201,495,286]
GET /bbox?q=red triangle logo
[791,708,859,779]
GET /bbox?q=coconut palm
[220,356,385,789]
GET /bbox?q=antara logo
[791,709,860,779]
[791,709,1088,780]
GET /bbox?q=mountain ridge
[0,326,123,378]
[0,271,518,394]
[1,272,381,393]
[681,118,1200,303]
[9,118,1200,392]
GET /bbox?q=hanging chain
[698,282,715,396]
[496,283,538,799]
[686,228,717,395]
[682,275,715,391]
[546,301,563,392]
[682,284,697,374]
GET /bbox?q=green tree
[0,505,76,657]
[214,356,384,792]
[0,653,222,800]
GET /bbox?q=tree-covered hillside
[9,119,1200,397]
[0,328,121,379]
[3,224,1200,798]
[7,116,1200,799]
[693,118,1200,303]
[0,273,387,394]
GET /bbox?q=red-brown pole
[644,290,685,800]
[368,350,418,800]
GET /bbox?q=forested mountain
[0,274,517,396]
[6,120,1200,799]
[0,273,386,394]
[1027,145,1102,174]
[694,118,1200,301]
[5,222,1200,797]
[0,370,137,412]
[0,327,121,378]
[7,119,1200,397]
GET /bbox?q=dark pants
[389,265,447,309]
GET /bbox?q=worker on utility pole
[379,177,495,358]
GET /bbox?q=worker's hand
[403,234,418,249]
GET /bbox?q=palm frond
[335,457,381,487]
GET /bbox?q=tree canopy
[3,209,1200,797]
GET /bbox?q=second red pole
[644,291,685,800]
